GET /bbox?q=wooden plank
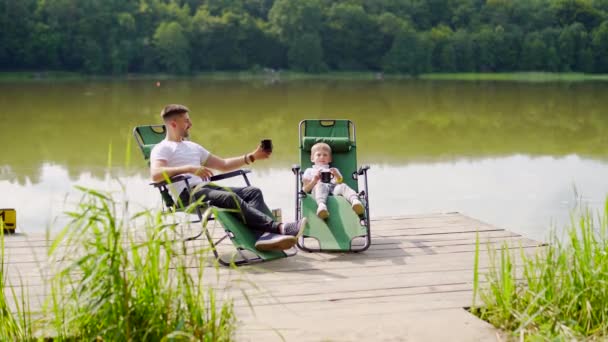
[234,291,476,319]
[1,234,541,265]
[2,243,542,282]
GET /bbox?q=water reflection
[371,155,608,241]
[2,155,607,242]
[1,79,608,239]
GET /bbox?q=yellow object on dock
[0,208,16,231]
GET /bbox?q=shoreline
[2,71,608,82]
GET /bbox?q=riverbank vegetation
[3,70,608,83]
[3,0,608,76]
[423,72,608,81]
[472,200,608,340]
[0,187,236,341]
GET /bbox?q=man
[150,104,306,251]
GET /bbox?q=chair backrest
[299,120,358,191]
[133,125,167,161]
[133,124,183,209]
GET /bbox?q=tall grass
[2,219,37,341]
[473,199,608,340]
[47,186,236,341]
[1,186,237,341]
[0,222,25,340]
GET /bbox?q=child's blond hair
[310,142,332,157]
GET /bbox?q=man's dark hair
[160,104,189,121]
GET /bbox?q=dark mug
[261,139,273,152]
[320,170,333,183]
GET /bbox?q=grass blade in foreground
[0,223,24,340]
[47,186,236,341]
[472,199,608,340]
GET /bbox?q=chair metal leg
[198,208,281,267]
[198,208,223,263]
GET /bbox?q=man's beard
[182,130,190,139]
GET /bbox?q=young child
[302,142,365,219]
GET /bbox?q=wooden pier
[2,212,545,341]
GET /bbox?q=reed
[473,199,608,340]
[0,186,236,341]
[0,222,28,340]
[48,186,235,341]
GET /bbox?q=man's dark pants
[191,185,281,235]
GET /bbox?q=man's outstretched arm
[204,145,270,172]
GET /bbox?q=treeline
[2,0,608,75]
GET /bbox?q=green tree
[26,22,61,69]
[451,0,481,30]
[511,0,556,31]
[138,1,192,66]
[376,12,411,68]
[474,26,498,71]
[287,33,326,72]
[495,25,523,70]
[591,21,608,72]
[242,20,286,69]
[35,0,87,70]
[0,0,37,69]
[431,24,456,72]
[593,0,608,12]
[3,0,608,74]
[377,11,410,35]
[268,0,324,43]
[243,0,275,20]
[269,0,326,71]
[521,31,547,70]
[110,12,137,74]
[191,10,246,70]
[200,0,242,15]
[81,40,104,74]
[481,0,512,28]
[154,21,191,74]
[470,24,521,72]
[382,29,433,76]
[449,29,475,71]
[407,0,455,30]
[540,27,562,71]
[553,0,603,30]
[323,3,382,70]
[559,22,591,71]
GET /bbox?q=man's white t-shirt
[150,139,210,198]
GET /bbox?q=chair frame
[292,119,371,253]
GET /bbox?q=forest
[2,0,608,75]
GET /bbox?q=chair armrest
[150,175,191,188]
[150,169,251,188]
[357,165,370,175]
[209,169,251,182]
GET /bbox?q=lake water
[1,78,608,241]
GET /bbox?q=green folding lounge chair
[292,120,371,252]
[133,124,295,266]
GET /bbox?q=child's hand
[313,170,321,182]
[329,168,342,178]
[330,168,343,183]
